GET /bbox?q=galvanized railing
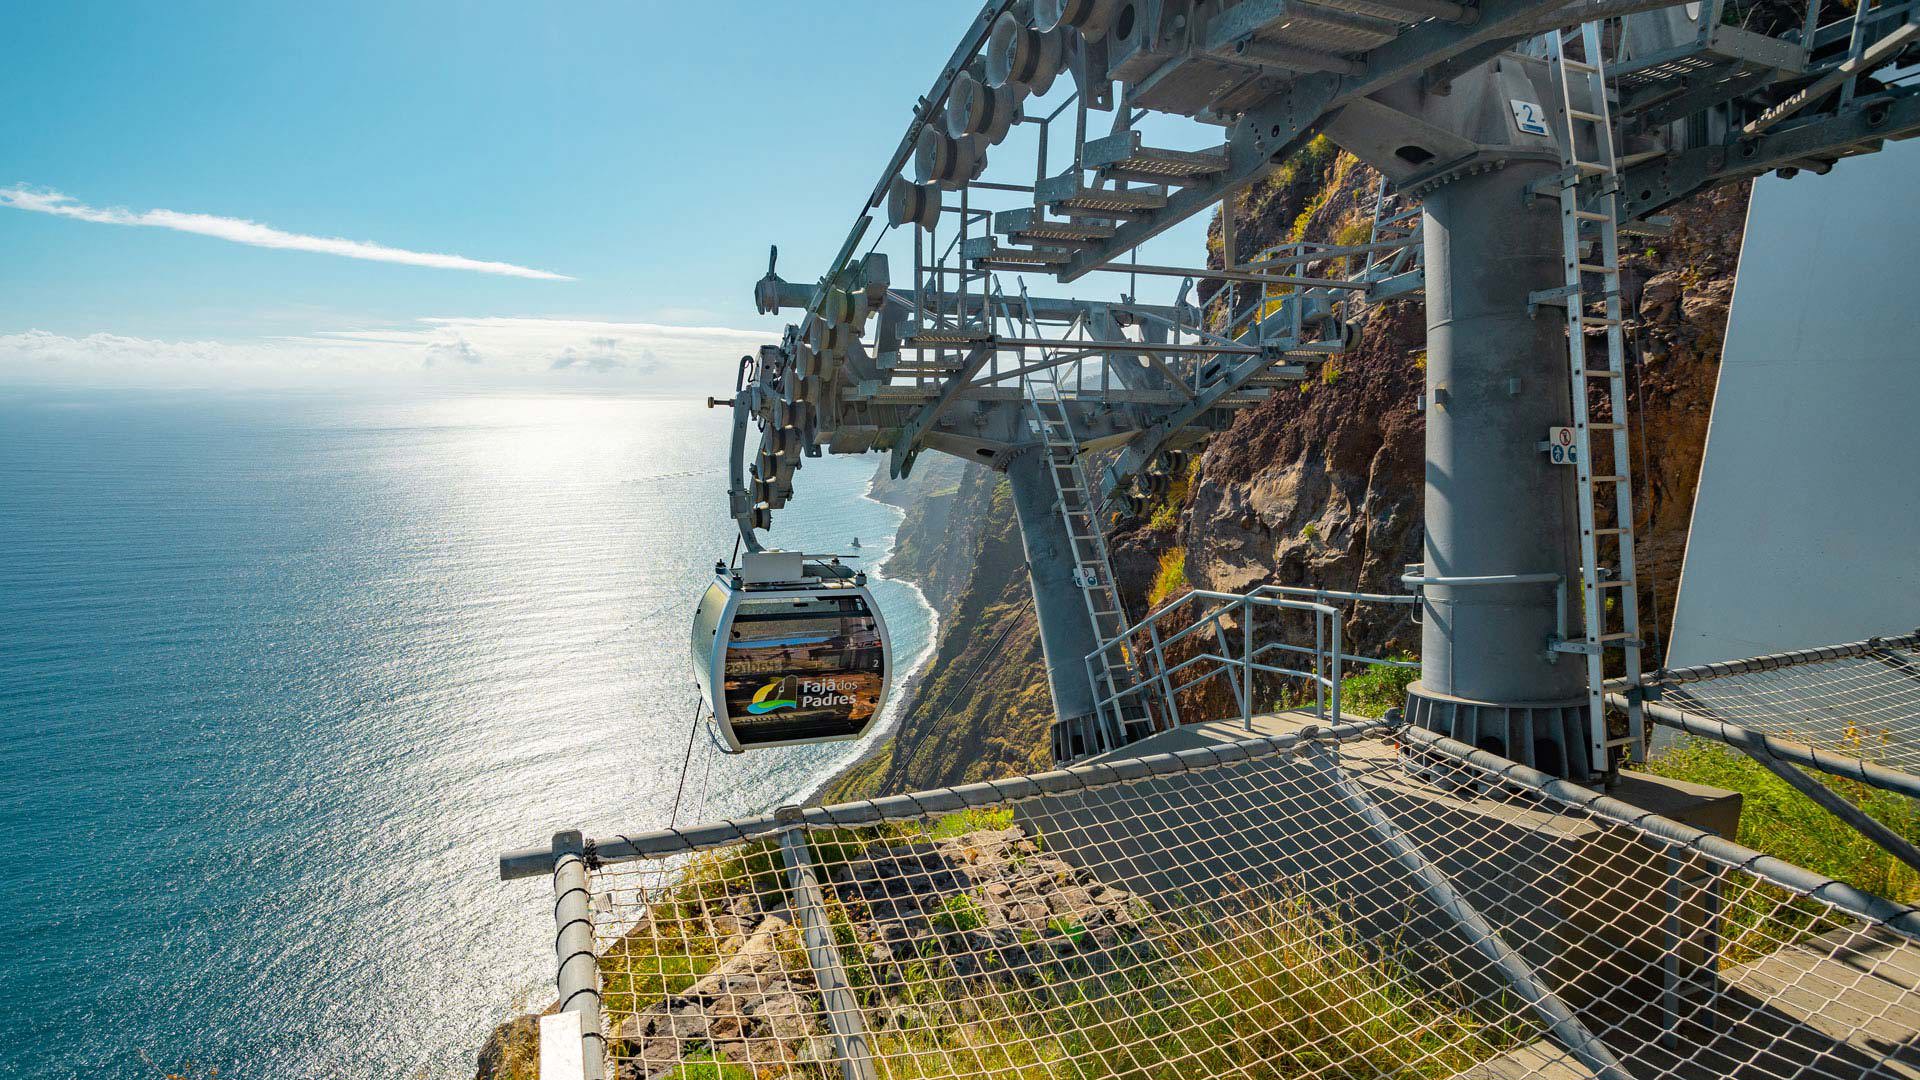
[1075,584,1418,758]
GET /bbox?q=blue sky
[1,1,1209,391]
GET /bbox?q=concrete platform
[1456,928,1920,1079]
[1090,709,1740,828]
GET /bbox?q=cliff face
[826,466,1055,801]
[868,453,981,613]
[1122,147,1744,668]
[854,144,1748,798]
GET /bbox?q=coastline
[789,467,941,806]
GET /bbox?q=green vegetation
[1636,739,1920,904]
[1284,138,1345,243]
[1144,455,1203,532]
[1300,522,1320,541]
[600,818,1523,1080]
[1047,916,1089,948]
[932,893,988,933]
[1335,214,1374,250]
[1339,656,1419,718]
[663,1051,754,1080]
[857,894,1521,1079]
[929,807,1015,840]
[1147,547,1189,608]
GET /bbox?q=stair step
[963,236,1072,265]
[993,208,1118,244]
[1084,130,1229,181]
[1035,172,1170,217]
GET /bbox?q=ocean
[0,388,935,1078]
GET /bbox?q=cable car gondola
[690,550,891,751]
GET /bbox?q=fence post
[1147,620,1181,729]
[1314,612,1327,720]
[552,830,605,1080]
[775,807,880,1080]
[1242,597,1255,728]
[1330,617,1343,722]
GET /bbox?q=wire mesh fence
[504,721,1920,1080]
[1638,632,1920,781]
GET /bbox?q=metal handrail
[1083,584,1421,752]
[1089,588,1345,731]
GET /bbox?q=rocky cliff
[825,465,1055,800]
[845,141,1749,799]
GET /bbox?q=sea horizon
[0,384,935,1077]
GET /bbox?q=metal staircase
[1021,361,1157,754]
[1542,21,1648,771]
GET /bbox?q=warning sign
[1547,426,1579,465]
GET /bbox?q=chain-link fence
[501,720,1920,1080]
[1611,631,1920,875]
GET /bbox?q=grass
[1338,657,1418,719]
[1636,738,1920,904]
[857,892,1521,1080]
[932,893,988,933]
[601,818,1523,1080]
[1146,548,1189,608]
[662,1051,755,1080]
[1634,738,1920,967]
[1143,456,1201,532]
[929,807,1015,840]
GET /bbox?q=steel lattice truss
[723,0,1920,540]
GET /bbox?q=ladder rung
[1598,631,1639,641]
[1575,262,1618,274]
[1573,209,1610,222]
[1589,422,1625,431]
[1571,161,1611,175]
[1569,109,1607,123]
[1562,59,1599,73]
[1575,368,1625,377]
[1593,579,1636,589]
[1579,316,1625,326]
[1590,527,1629,536]
[1589,473,1629,482]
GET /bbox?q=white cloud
[0,186,573,281]
[0,317,774,392]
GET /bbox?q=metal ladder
[1021,364,1157,752]
[1545,22,1647,771]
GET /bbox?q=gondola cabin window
[690,562,890,751]
[722,595,884,744]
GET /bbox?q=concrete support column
[1005,447,1102,736]
[1410,162,1586,764]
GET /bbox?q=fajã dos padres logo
[748,679,798,714]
